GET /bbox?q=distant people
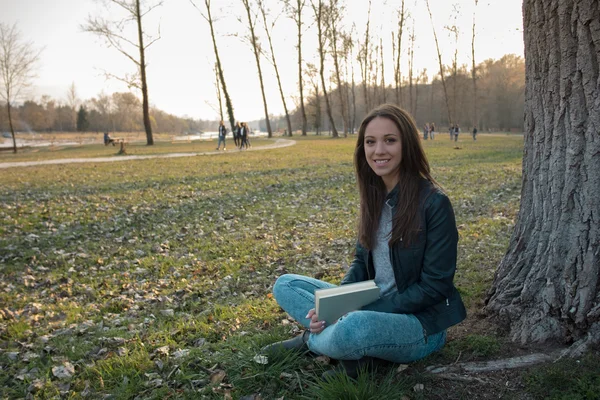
[472,126,478,141]
[240,122,250,150]
[454,124,460,142]
[217,120,227,151]
[104,132,115,146]
[423,123,429,140]
[430,122,435,140]
[449,125,454,140]
[234,122,241,148]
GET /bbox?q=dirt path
[0,138,296,169]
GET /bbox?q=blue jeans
[217,136,226,149]
[272,274,446,363]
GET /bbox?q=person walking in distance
[260,104,466,379]
[240,122,250,150]
[454,124,460,142]
[472,126,478,141]
[217,120,227,151]
[234,122,242,148]
[430,122,435,140]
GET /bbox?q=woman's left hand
[306,308,326,334]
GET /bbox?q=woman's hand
[306,308,326,334]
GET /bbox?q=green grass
[1,133,584,399]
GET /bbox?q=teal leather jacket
[342,179,466,336]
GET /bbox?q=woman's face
[364,116,403,192]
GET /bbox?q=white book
[315,280,380,325]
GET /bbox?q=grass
[1,133,597,399]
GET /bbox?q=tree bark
[486,0,600,355]
[136,0,153,145]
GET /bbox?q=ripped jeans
[272,274,446,362]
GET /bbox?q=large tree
[486,0,600,356]
[83,0,162,145]
[0,23,40,153]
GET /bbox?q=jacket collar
[385,182,401,208]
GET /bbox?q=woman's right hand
[306,308,326,334]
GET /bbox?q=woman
[262,104,466,379]
[240,122,250,150]
[234,122,242,148]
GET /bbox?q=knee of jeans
[326,312,372,358]
[272,274,297,302]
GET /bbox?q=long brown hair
[354,104,436,249]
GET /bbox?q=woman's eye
[385,138,396,143]
[365,140,374,145]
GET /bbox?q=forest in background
[0,53,523,136]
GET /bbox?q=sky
[1,0,524,122]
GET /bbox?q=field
[1,134,598,399]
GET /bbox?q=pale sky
[1,0,524,122]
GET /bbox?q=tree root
[425,350,564,374]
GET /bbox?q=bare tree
[66,82,79,131]
[83,0,161,145]
[342,29,356,133]
[240,0,272,138]
[471,0,479,129]
[393,0,406,107]
[306,63,321,135]
[486,0,600,357]
[326,0,348,136]
[408,20,415,115]
[259,0,292,136]
[379,37,386,104]
[359,0,372,112]
[311,0,338,137]
[190,0,236,132]
[214,63,224,121]
[425,0,452,125]
[445,3,461,123]
[284,0,308,136]
[0,23,41,153]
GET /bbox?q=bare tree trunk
[394,0,405,107]
[379,38,385,104]
[425,0,452,125]
[471,0,479,128]
[198,0,236,132]
[287,0,308,136]
[361,0,372,112]
[312,0,338,137]
[486,0,600,356]
[7,101,16,153]
[408,23,415,115]
[259,0,291,137]
[215,64,223,120]
[136,0,153,145]
[242,0,272,137]
[327,0,348,136]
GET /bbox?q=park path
[0,138,296,169]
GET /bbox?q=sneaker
[224,147,226,151]
[260,330,309,357]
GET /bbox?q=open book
[315,280,380,325]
